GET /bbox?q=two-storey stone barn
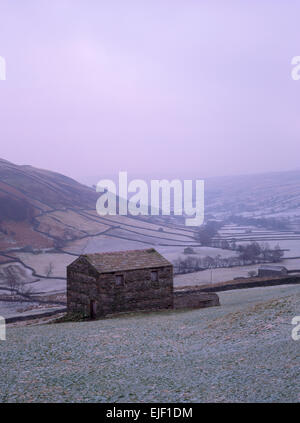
[67,248,173,318]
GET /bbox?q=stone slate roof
[259,265,287,271]
[82,248,172,273]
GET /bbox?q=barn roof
[82,248,172,273]
[259,265,287,271]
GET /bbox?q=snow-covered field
[2,283,300,402]
[9,252,74,278]
[174,258,300,287]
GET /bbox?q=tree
[220,240,230,250]
[45,262,54,277]
[17,280,34,300]
[6,266,20,295]
[195,221,222,246]
[270,244,284,262]
[4,266,34,299]
[238,242,261,262]
[202,256,215,268]
[230,239,237,250]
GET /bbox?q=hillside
[0,158,98,250]
[205,170,300,218]
[1,159,300,320]
[1,159,300,252]
[3,284,300,402]
[0,158,198,251]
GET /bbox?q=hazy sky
[0,1,300,185]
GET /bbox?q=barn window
[151,271,158,282]
[115,274,125,286]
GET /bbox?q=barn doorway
[90,300,96,319]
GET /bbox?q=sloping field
[35,214,87,240]
[107,225,195,243]
[105,227,198,246]
[79,211,197,243]
[82,210,195,234]
[0,221,53,250]
[36,210,110,236]
[10,252,74,278]
[1,284,300,402]
[63,235,180,255]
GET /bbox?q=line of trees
[194,216,290,248]
[237,241,284,262]
[174,241,284,275]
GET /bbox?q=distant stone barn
[67,248,173,318]
[258,265,288,278]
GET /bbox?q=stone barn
[258,265,288,278]
[67,248,173,318]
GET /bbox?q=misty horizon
[1,1,300,185]
[2,155,300,189]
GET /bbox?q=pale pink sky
[0,1,300,185]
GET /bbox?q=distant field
[216,223,300,257]
[83,211,196,235]
[174,264,260,287]
[66,234,154,254]
[161,246,238,263]
[10,252,74,278]
[1,284,300,402]
[174,257,300,287]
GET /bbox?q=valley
[1,159,300,321]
